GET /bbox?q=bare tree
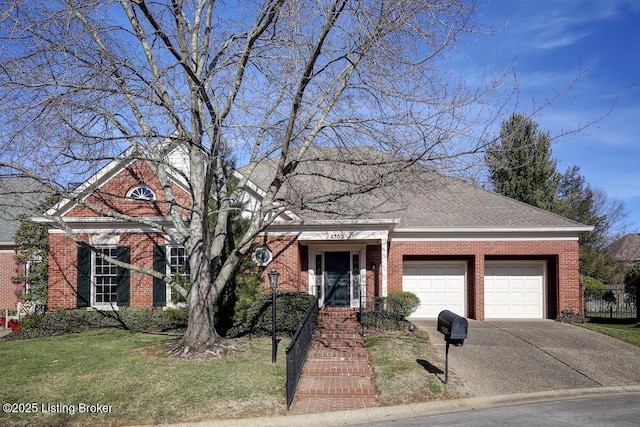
[0,0,508,353]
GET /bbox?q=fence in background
[584,286,637,320]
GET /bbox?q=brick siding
[255,237,580,321]
[0,251,19,310]
[388,239,581,320]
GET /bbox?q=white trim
[164,245,189,309]
[89,234,120,246]
[90,246,119,308]
[381,234,388,298]
[392,236,580,242]
[307,247,368,309]
[127,185,157,200]
[395,226,593,233]
[48,156,137,217]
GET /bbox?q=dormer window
[127,185,156,201]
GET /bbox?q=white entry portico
[266,219,397,308]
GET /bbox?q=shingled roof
[241,147,589,231]
[604,233,640,262]
[0,175,48,244]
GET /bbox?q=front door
[324,251,350,307]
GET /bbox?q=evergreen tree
[12,217,49,303]
[486,113,560,212]
[486,114,628,286]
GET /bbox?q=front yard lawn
[578,322,640,347]
[364,332,469,405]
[0,330,287,426]
[1,328,463,426]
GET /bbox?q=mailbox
[437,310,468,345]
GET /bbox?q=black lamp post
[268,268,280,363]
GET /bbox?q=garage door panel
[403,262,466,318]
[484,262,544,319]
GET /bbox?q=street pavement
[356,393,640,427]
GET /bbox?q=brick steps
[290,307,378,414]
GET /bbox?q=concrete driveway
[410,319,640,396]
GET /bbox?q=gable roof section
[46,145,190,218]
[239,147,591,233]
[604,233,640,262]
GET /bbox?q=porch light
[268,269,280,290]
[372,263,377,271]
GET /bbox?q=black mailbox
[437,310,468,345]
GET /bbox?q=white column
[381,234,388,297]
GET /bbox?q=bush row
[4,308,188,340]
[240,290,317,337]
[3,290,318,340]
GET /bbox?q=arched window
[127,185,156,201]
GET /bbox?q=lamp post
[268,268,280,363]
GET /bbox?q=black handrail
[285,297,319,409]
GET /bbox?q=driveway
[410,319,640,396]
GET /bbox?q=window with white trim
[127,185,156,200]
[93,247,119,306]
[167,246,189,305]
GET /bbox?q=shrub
[215,266,262,336]
[241,290,316,337]
[360,296,412,331]
[624,262,640,295]
[582,275,609,299]
[555,309,588,324]
[387,291,420,318]
[4,308,188,340]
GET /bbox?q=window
[127,185,156,200]
[93,247,119,306]
[167,246,189,305]
[77,245,129,309]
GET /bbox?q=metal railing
[584,294,637,320]
[285,296,319,409]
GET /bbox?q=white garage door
[402,261,466,318]
[484,262,545,319]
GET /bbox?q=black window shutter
[153,245,167,307]
[77,245,91,308]
[116,246,131,307]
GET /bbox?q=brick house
[42,147,592,319]
[0,176,47,312]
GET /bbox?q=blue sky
[461,0,640,234]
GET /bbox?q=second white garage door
[402,261,466,318]
[484,262,545,319]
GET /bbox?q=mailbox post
[437,310,468,384]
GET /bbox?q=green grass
[364,333,468,405]
[578,322,640,347]
[0,330,287,426]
